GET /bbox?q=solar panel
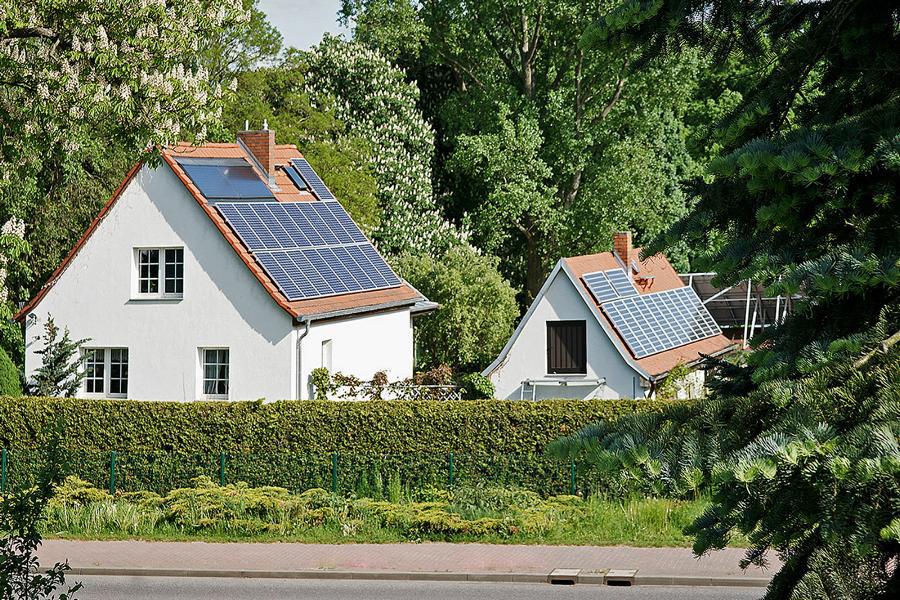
[605,268,639,297]
[178,160,274,199]
[602,287,721,358]
[290,158,335,200]
[281,165,308,191]
[215,201,402,301]
[583,271,618,304]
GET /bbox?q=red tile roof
[564,250,736,377]
[16,142,422,322]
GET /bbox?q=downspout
[296,318,310,400]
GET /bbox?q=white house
[483,232,736,400]
[17,129,435,401]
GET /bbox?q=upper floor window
[83,347,128,397]
[136,247,183,297]
[547,320,587,375]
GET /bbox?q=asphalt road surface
[74,576,765,600]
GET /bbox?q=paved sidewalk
[39,541,778,582]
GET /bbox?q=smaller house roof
[564,251,736,377]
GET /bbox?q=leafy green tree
[219,66,382,232]
[29,317,88,398]
[200,0,283,84]
[342,0,702,297]
[553,2,900,599]
[301,35,463,256]
[396,246,518,372]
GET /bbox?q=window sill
[82,393,128,399]
[200,395,229,401]
[127,295,183,303]
[544,373,589,378]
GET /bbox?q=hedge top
[0,396,661,455]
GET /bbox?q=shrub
[396,246,519,372]
[459,372,494,399]
[0,348,21,397]
[51,476,111,506]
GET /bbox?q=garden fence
[0,448,594,499]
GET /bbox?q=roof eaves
[15,160,145,321]
[295,296,423,323]
[649,343,739,380]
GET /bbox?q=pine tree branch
[853,330,900,369]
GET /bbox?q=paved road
[74,576,765,600]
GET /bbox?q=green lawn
[41,476,746,547]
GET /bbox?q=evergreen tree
[554,2,899,599]
[29,317,87,398]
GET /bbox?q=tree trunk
[526,236,545,301]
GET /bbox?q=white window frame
[82,347,128,398]
[133,246,184,299]
[199,348,230,400]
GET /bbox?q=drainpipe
[296,318,310,400]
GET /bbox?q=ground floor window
[83,348,128,397]
[201,348,229,399]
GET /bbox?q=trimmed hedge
[0,397,661,496]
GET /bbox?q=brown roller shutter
[546,320,586,374]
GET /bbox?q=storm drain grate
[605,569,638,586]
[547,568,581,585]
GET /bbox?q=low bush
[40,476,732,546]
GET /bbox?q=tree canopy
[553,2,900,598]
[341,0,724,298]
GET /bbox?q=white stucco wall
[297,309,414,400]
[23,163,300,401]
[487,268,645,400]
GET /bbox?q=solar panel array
[606,268,639,297]
[217,202,367,251]
[291,158,335,200]
[179,162,275,199]
[216,201,401,301]
[582,272,618,303]
[582,268,638,304]
[601,287,721,358]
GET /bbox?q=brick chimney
[613,231,633,269]
[237,127,275,179]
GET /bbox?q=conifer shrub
[0,348,21,397]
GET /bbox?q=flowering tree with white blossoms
[0,0,246,363]
[303,35,461,256]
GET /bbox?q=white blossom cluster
[0,0,245,192]
[0,217,23,304]
[304,36,464,257]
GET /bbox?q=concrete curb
[56,566,771,587]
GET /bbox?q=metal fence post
[448,451,454,487]
[109,451,117,495]
[219,452,226,486]
[1,449,7,494]
[570,459,576,496]
[331,452,338,494]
